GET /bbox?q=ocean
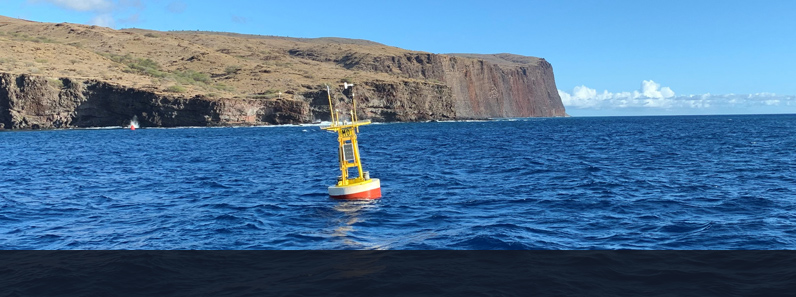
[1,114,795,250]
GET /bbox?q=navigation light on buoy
[321,83,381,200]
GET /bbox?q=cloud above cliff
[31,0,113,12]
[559,80,796,115]
[89,13,115,27]
[27,0,176,28]
[30,0,124,27]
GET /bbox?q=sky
[2,0,795,116]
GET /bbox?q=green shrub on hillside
[166,85,186,93]
[128,58,165,77]
[98,52,215,88]
[34,36,57,43]
[214,83,234,91]
[102,53,166,78]
[5,32,57,43]
[173,69,212,85]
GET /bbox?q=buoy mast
[322,83,381,200]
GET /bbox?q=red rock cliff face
[336,52,567,119]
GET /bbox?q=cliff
[0,73,309,129]
[334,52,566,119]
[0,16,565,129]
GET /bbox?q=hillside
[0,16,566,129]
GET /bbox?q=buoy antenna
[326,84,337,126]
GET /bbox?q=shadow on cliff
[0,79,10,129]
[73,81,219,128]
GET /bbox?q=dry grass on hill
[0,15,539,100]
[0,15,414,99]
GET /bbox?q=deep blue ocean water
[1,114,795,250]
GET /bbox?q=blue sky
[3,0,795,116]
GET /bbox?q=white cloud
[90,13,114,27]
[559,80,796,115]
[559,80,677,109]
[640,80,674,99]
[32,0,113,12]
[29,0,148,28]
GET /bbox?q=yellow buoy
[321,83,381,200]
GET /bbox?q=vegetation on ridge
[0,15,542,99]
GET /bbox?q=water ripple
[1,115,795,249]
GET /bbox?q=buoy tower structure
[321,83,381,200]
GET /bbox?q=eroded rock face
[0,74,78,129]
[1,52,564,129]
[334,53,567,119]
[0,73,311,129]
[302,80,455,123]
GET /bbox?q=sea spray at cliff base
[129,116,139,130]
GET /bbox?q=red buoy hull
[330,187,381,200]
[328,179,381,200]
